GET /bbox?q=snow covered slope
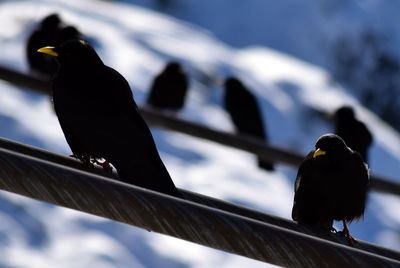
[128,0,400,67]
[0,0,399,267]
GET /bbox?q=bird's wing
[360,122,373,145]
[225,90,266,137]
[56,113,85,156]
[99,66,162,161]
[51,78,88,157]
[94,67,180,196]
[294,151,314,192]
[104,66,138,111]
[292,153,315,221]
[147,75,163,105]
[350,152,370,187]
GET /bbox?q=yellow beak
[313,148,327,158]
[37,46,58,57]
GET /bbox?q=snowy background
[0,0,399,267]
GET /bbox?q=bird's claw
[71,154,95,168]
[330,227,338,233]
[91,159,113,173]
[338,231,357,246]
[346,234,357,247]
[82,155,95,168]
[340,220,357,247]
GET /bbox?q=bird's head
[165,62,182,73]
[313,133,349,158]
[224,77,243,90]
[37,40,103,67]
[334,106,355,122]
[41,13,61,30]
[56,26,81,44]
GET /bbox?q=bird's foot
[318,220,334,232]
[71,154,95,168]
[329,226,338,233]
[339,230,356,246]
[91,159,113,173]
[339,220,357,247]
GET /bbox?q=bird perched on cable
[146,62,189,112]
[223,77,274,171]
[37,40,182,198]
[292,134,369,245]
[27,14,83,77]
[333,106,373,163]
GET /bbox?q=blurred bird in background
[223,77,274,171]
[292,134,369,245]
[55,26,82,46]
[333,106,373,163]
[37,40,182,198]
[147,61,189,113]
[26,13,61,76]
[27,13,82,77]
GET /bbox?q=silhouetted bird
[147,62,188,111]
[37,40,182,197]
[54,26,82,47]
[333,106,373,162]
[223,77,274,171]
[155,0,174,10]
[27,14,82,77]
[292,134,369,245]
[26,14,62,76]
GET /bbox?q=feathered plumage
[292,134,369,244]
[38,40,181,197]
[224,77,274,171]
[147,62,188,111]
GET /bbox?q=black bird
[333,106,373,162]
[54,26,82,47]
[26,14,62,76]
[27,14,83,77]
[292,134,369,245]
[223,77,274,171]
[37,40,182,198]
[147,62,188,111]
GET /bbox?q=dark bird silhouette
[292,134,369,245]
[26,14,62,76]
[37,40,182,197]
[223,77,274,171]
[147,62,188,111]
[54,26,82,46]
[333,106,373,162]
[27,14,82,77]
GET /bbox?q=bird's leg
[341,220,356,246]
[71,154,94,168]
[91,158,113,173]
[319,220,335,232]
[82,155,94,168]
[101,160,113,173]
